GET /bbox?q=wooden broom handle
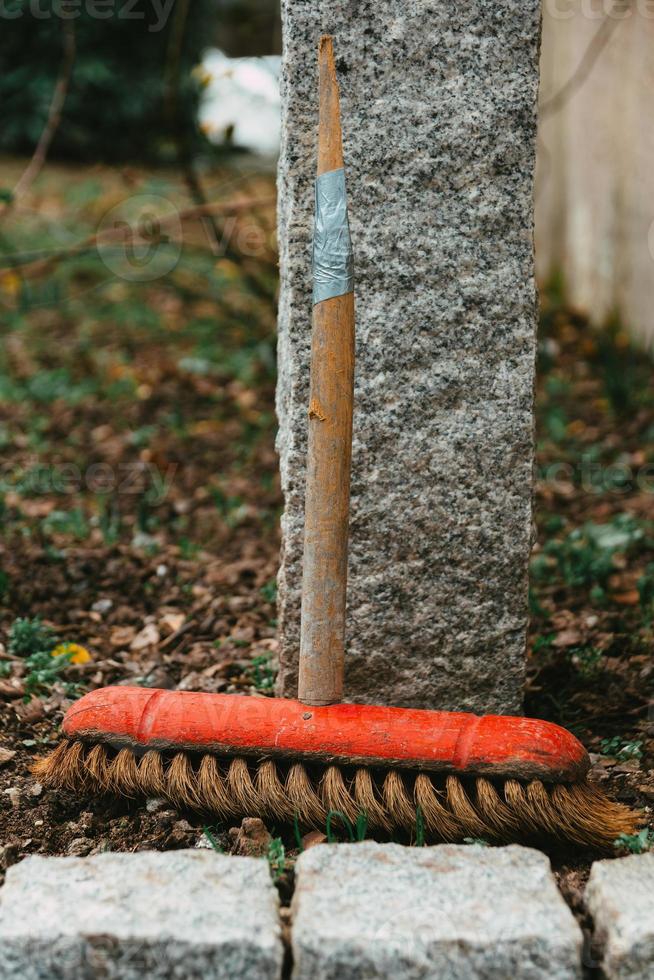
[298,36,355,706]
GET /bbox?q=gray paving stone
[276,0,542,712]
[0,850,283,980]
[291,842,582,979]
[586,852,654,980]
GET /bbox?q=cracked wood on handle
[298,36,355,706]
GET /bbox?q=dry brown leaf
[130,623,160,651]
[109,626,136,647]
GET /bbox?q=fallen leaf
[610,591,640,606]
[110,626,136,647]
[130,623,160,651]
[0,680,25,700]
[14,698,45,724]
[159,613,185,636]
[553,629,583,649]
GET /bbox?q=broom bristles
[32,739,642,849]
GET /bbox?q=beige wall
[536,0,654,344]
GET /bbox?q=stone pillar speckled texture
[276,1,541,713]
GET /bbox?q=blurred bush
[0,0,216,162]
[214,0,281,56]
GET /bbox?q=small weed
[543,404,568,443]
[260,578,277,604]
[8,616,54,658]
[211,487,247,528]
[354,811,368,842]
[638,563,654,621]
[293,813,304,852]
[267,837,286,880]
[246,653,276,693]
[98,497,122,545]
[7,617,86,697]
[178,537,200,560]
[532,633,556,654]
[569,645,603,678]
[325,809,368,844]
[202,826,223,852]
[614,828,654,854]
[23,648,81,698]
[528,588,550,619]
[415,806,425,847]
[600,736,644,760]
[532,515,649,591]
[41,508,89,541]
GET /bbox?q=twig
[0,194,276,278]
[540,3,625,119]
[8,20,76,206]
[161,0,276,305]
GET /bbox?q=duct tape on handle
[312,167,354,305]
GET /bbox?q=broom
[34,36,640,849]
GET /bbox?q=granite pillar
[276,0,542,712]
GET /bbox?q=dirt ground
[0,166,652,917]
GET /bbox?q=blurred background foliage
[0,0,219,162]
[0,0,280,164]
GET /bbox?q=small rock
[301,830,327,850]
[0,747,17,766]
[91,598,113,615]
[0,843,20,871]
[154,809,177,828]
[4,787,20,808]
[230,817,272,858]
[167,819,196,847]
[142,667,175,689]
[67,838,93,857]
[28,783,43,798]
[67,812,93,835]
[145,796,168,813]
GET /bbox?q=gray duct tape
[312,167,354,305]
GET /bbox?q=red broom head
[61,686,589,783]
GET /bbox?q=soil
[0,167,652,942]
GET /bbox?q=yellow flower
[0,271,20,298]
[51,643,92,665]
